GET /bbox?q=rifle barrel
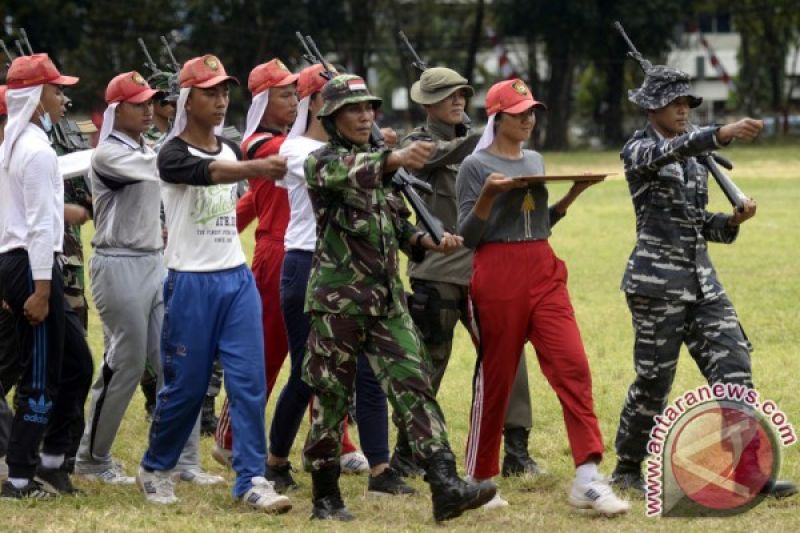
[19,29,35,54]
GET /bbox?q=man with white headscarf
[137,54,290,513]
[0,53,93,498]
[73,71,223,489]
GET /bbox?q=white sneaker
[77,462,135,485]
[482,493,510,509]
[137,466,178,505]
[211,445,233,469]
[240,476,292,513]
[171,467,225,485]
[569,476,630,517]
[340,451,369,474]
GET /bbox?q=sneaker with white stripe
[340,451,369,474]
[568,476,630,517]
[240,476,292,513]
[137,466,178,505]
[76,462,135,485]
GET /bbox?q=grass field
[3,143,799,531]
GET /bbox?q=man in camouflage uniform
[395,66,542,479]
[611,65,796,498]
[302,74,496,522]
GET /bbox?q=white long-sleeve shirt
[0,123,63,280]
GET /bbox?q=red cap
[247,59,299,96]
[6,53,79,90]
[485,79,546,115]
[105,71,162,104]
[296,64,335,99]
[178,55,239,89]
[0,85,7,116]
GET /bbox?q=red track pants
[465,240,604,479]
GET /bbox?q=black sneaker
[266,462,299,494]
[368,467,416,496]
[1,479,56,499]
[35,465,82,495]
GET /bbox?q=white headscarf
[0,85,44,169]
[162,87,224,146]
[97,102,119,144]
[243,90,269,141]
[287,95,311,139]
[163,87,191,145]
[472,114,496,154]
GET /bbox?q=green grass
[3,144,799,531]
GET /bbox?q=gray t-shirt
[90,131,163,253]
[456,148,563,249]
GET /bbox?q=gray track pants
[76,252,201,472]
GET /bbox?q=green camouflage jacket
[62,173,93,300]
[304,141,424,317]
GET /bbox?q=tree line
[2,0,798,149]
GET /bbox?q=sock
[575,462,598,484]
[8,477,30,489]
[39,453,65,469]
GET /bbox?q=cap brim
[51,75,79,86]
[127,88,164,104]
[274,72,300,87]
[504,99,547,114]
[194,75,240,88]
[410,82,474,105]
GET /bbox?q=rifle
[299,32,444,244]
[138,38,162,77]
[160,35,182,72]
[398,31,427,74]
[614,20,747,211]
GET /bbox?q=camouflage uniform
[301,75,450,471]
[61,176,93,332]
[614,66,753,467]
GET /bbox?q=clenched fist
[392,141,435,171]
[257,155,289,180]
[719,118,763,144]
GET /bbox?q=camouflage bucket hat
[317,74,382,118]
[410,67,474,105]
[628,65,702,110]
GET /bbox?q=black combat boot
[310,465,354,521]
[609,460,645,494]
[425,449,497,522]
[501,427,545,477]
[200,396,219,436]
[390,432,425,478]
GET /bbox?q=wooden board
[511,173,613,183]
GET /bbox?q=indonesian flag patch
[347,78,367,92]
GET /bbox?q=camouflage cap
[410,67,474,105]
[147,71,172,91]
[628,65,702,110]
[317,74,382,118]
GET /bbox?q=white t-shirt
[278,136,324,252]
[157,136,246,271]
[0,123,63,279]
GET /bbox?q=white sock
[39,453,65,469]
[575,462,598,484]
[9,477,30,489]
